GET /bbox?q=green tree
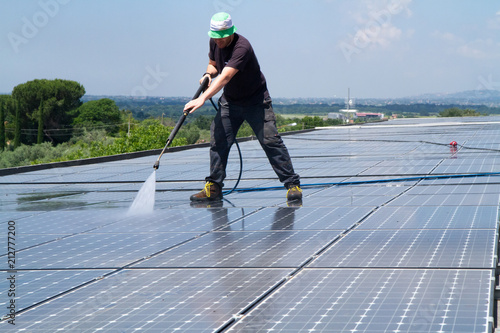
[14,100,21,148]
[302,116,325,129]
[178,123,200,145]
[191,115,214,131]
[82,119,187,157]
[37,100,44,144]
[0,100,5,151]
[0,95,17,148]
[439,107,482,117]
[236,122,255,137]
[12,79,85,144]
[72,98,123,134]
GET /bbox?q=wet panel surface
[133,230,343,268]
[1,117,499,332]
[14,269,292,333]
[230,269,492,333]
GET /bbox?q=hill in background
[81,89,500,120]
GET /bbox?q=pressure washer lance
[153,76,209,170]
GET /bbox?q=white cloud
[339,0,413,62]
[457,38,500,60]
[432,31,500,60]
[364,23,402,47]
[431,31,463,44]
[487,10,500,29]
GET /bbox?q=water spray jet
[129,78,209,214]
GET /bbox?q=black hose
[209,97,243,195]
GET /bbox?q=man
[184,12,301,202]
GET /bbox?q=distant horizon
[2,87,499,103]
[78,88,500,101]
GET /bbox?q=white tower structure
[339,88,357,120]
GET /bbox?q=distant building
[327,112,346,120]
[356,112,384,120]
[332,89,385,123]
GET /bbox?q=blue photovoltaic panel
[0,270,112,312]
[5,210,127,234]
[133,230,343,268]
[0,117,498,332]
[303,191,394,207]
[357,206,498,230]
[9,232,200,269]
[230,269,492,333]
[13,269,292,332]
[218,206,373,231]
[405,183,500,195]
[310,229,495,268]
[86,207,254,233]
[388,192,500,206]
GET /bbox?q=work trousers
[206,96,300,188]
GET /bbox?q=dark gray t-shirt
[209,33,269,106]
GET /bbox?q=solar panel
[388,192,500,206]
[230,269,492,333]
[11,232,201,269]
[219,206,373,231]
[310,229,495,268]
[358,206,498,229]
[0,270,113,312]
[13,269,292,332]
[133,230,343,268]
[1,117,498,332]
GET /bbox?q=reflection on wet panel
[1,117,499,332]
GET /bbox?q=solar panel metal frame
[1,117,499,332]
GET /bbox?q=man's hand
[184,96,206,114]
[200,74,212,87]
[184,65,238,114]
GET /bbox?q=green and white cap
[208,12,237,39]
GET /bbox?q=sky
[1,0,500,99]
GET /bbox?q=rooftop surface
[1,117,499,332]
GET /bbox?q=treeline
[0,79,125,147]
[0,79,344,169]
[273,103,500,117]
[438,107,485,117]
[109,96,500,120]
[371,103,499,117]
[0,79,182,168]
[3,78,494,169]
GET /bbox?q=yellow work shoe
[190,182,222,202]
[286,185,302,201]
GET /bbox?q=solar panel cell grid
[358,206,498,229]
[310,229,495,268]
[230,269,492,333]
[0,117,498,332]
[13,269,292,332]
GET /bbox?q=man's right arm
[201,59,218,85]
[186,64,238,113]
